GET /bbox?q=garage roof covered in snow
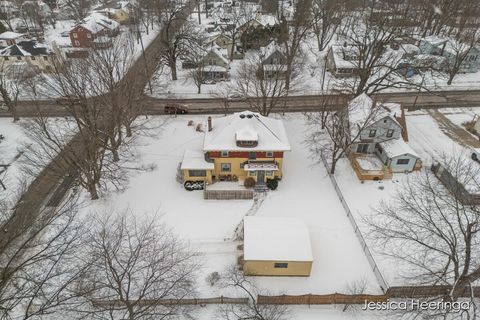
[243,216,313,262]
[181,149,214,170]
[203,111,290,151]
[379,139,419,158]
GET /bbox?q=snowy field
[78,113,383,298]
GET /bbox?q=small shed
[377,139,421,172]
[243,216,313,276]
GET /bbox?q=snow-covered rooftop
[243,216,313,262]
[348,94,401,137]
[379,139,419,159]
[235,125,258,141]
[0,31,24,40]
[74,12,120,34]
[181,149,214,170]
[203,111,290,151]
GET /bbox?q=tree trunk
[125,123,133,137]
[88,184,99,200]
[170,58,178,81]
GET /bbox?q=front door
[257,171,265,185]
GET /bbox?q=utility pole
[134,7,153,95]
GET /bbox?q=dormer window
[236,125,258,148]
[237,140,258,147]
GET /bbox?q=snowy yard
[78,113,383,298]
[0,119,31,208]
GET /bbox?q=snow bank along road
[3,88,480,117]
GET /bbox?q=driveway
[427,109,480,149]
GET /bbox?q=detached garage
[243,216,313,277]
[376,139,421,172]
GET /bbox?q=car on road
[61,31,70,37]
[164,103,189,114]
[472,148,480,161]
[55,96,81,105]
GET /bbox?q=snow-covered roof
[203,111,291,151]
[0,41,51,57]
[422,35,448,47]
[181,149,214,170]
[203,45,229,66]
[235,125,258,141]
[330,45,357,69]
[243,216,313,262]
[348,94,401,137]
[379,139,419,159]
[0,31,24,40]
[260,40,285,61]
[74,12,120,34]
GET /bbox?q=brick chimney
[208,116,212,132]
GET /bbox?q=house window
[221,163,231,172]
[87,33,91,39]
[249,171,256,176]
[386,129,394,138]
[188,170,206,177]
[221,151,229,157]
[356,143,369,153]
[369,129,377,137]
[274,263,288,268]
[396,158,410,165]
[265,171,273,176]
[73,32,78,38]
[266,151,273,157]
[16,57,21,60]
[4,57,8,60]
[31,56,36,60]
[74,40,80,46]
[249,152,256,159]
[43,56,48,61]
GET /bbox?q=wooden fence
[257,293,388,305]
[387,286,480,298]
[91,296,249,308]
[204,189,254,200]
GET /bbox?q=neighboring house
[259,40,287,79]
[419,36,480,73]
[207,33,242,59]
[95,1,132,24]
[0,40,54,72]
[326,44,360,77]
[69,12,120,48]
[238,13,280,50]
[348,94,421,176]
[0,31,26,47]
[179,110,291,190]
[199,46,230,81]
[0,1,19,18]
[243,216,313,277]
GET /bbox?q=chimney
[208,116,212,132]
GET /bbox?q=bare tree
[280,0,312,89]
[305,93,384,174]
[159,4,197,80]
[310,0,344,51]
[367,154,480,308]
[231,51,293,116]
[444,30,480,85]
[76,211,198,320]
[0,61,36,121]
[0,193,87,320]
[61,0,91,21]
[217,265,291,320]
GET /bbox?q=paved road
[427,109,480,149]
[3,89,480,118]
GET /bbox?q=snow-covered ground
[78,113,383,298]
[0,119,31,215]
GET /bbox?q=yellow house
[179,111,290,191]
[243,216,313,276]
[102,8,130,24]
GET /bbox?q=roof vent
[246,114,253,119]
[239,114,246,119]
